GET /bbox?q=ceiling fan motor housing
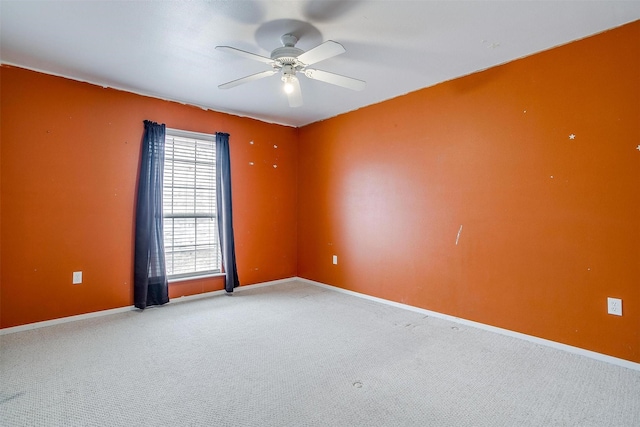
[271,34,304,66]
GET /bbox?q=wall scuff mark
[456,225,463,246]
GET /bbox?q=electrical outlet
[332,255,338,265]
[607,297,622,316]
[72,271,83,285]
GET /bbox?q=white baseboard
[0,305,138,335]
[295,277,640,372]
[168,276,296,304]
[0,277,294,335]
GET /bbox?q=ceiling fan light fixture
[283,80,295,94]
[282,72,297,94]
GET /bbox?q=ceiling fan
[216,34,366,107]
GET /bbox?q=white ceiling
[2,1,639,127]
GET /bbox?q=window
[163,129,221,279]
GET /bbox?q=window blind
[163,131,221,278]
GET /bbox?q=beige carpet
[1,279,639,426]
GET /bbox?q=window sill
[168,272,226,284]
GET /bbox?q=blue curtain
[134,120,169,309]
[216,133,240,292]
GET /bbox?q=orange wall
[1,66,298,328]
[298,21,640,362]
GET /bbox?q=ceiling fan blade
[287,77,303,108]
[303,69,366,91]
[296,40,345,66]
[218,70,277,89]
[216,46,274,64]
